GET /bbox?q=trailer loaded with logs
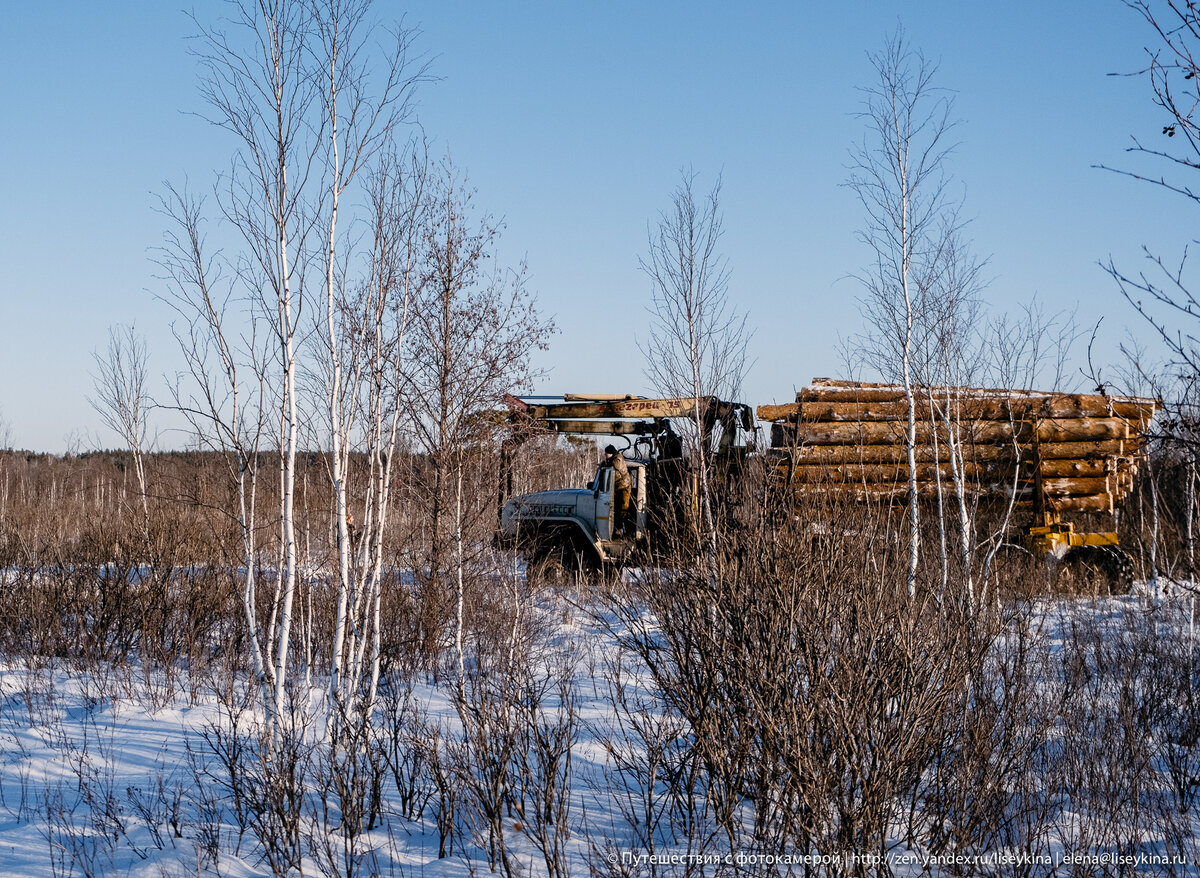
[758,378,1160,592]
[493,380,1158,592]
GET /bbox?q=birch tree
[847,29,958,597]
[158,185,276,724]
[194,0,318,730]
[325,143,428,727]
[168,0,426,738]
[89,324,153,533]
[640,170,750,552]
[404,160,553,697]
[307,0,426,729]
[920,225,997,611]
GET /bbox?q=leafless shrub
[44,781,118,878]
[240,704,313,877]
[918,608,1062,874]
[125,763,186,855]
[193,672,259,856]
[310,708,387,878]
[42,713,133,878]
[1048,600,1200,874]
[0,711,37,824]
[600,486,996,868]
[1156,655,1200,816]
[511,653,580,878]
[423,718,461,860]
[451,669,522,876]
[592,649,711,878]
[377,682,435,822]
[185,747,226,875]
[440,566,583,876]
[375,569,431,681]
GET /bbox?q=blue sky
[0,1,1192,451]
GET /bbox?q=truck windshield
[594,465,611,493]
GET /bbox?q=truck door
[594,465,613,541]
[631,464,645,537]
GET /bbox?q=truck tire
[526,531,597,588]
[989,542,1049,601]
[528,550,571,587]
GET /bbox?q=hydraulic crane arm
[501,393,752,432]
[494,393,753,514]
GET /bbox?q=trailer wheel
[1055,546,1134,596]
[1096,546,1135,595]
[989,543,1051,601]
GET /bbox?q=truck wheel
[989,543,1049,601]
[527,539,597,588]
[528,550,571,587]
[1097,546,1135,595]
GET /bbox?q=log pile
[758,379,1159,514]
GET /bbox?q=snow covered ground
[0,594,625,877]
[0,584,1198,877]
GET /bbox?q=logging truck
[495,381,1159,590]
[495,393,752,579]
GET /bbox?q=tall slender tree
[89,324,153,531]
[640,170,750,551]
[403,159,553,696]
[309,0,426,730]
[166,0,426,738]
[847,29,958,597]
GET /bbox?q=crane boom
[501,393,752,432]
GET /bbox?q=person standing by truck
[605,444,632,537]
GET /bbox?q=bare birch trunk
[455,459,466,701]
[901,231,920,598]
[1188,457,1196,658]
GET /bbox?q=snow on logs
[759,379,1158,514]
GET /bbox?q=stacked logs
[758,379,1159,514]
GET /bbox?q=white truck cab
[498,455,648,569]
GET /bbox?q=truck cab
[498,455,649,571]
[493,393,752,579]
